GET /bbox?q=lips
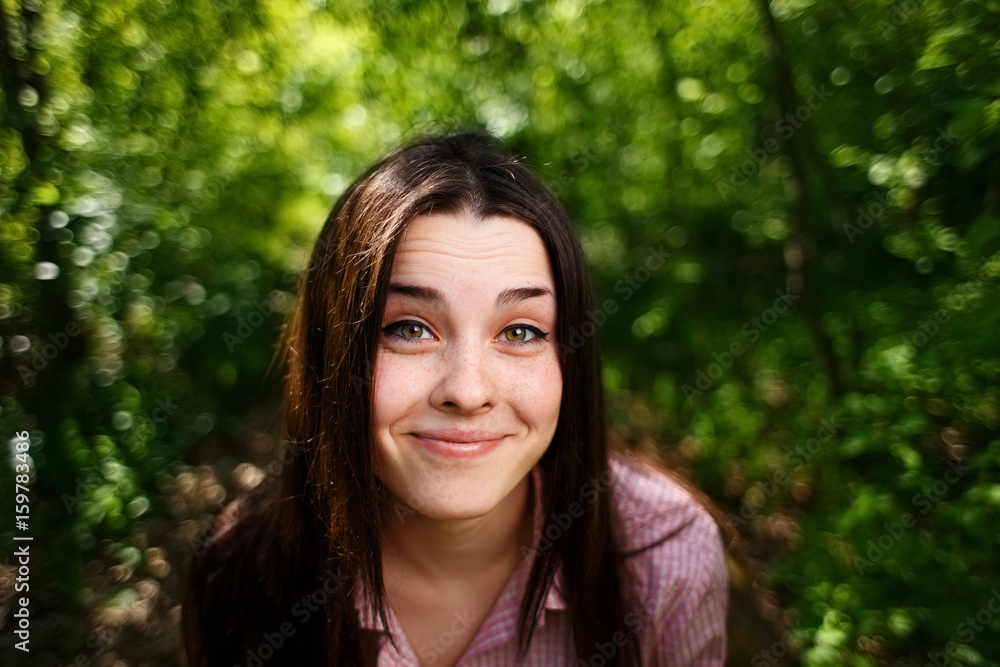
[412,428,509,443]
[409,429,509,460]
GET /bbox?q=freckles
[373,355,405,416]
[373,351,434,412]
[509,353,562,408]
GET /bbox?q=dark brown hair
[183,130,726,665]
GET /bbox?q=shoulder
[608,450,723,559]
[608,451,728,663]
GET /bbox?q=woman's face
[372,211,563,522]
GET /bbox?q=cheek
[372,354,421,427]
[507,352,563,424]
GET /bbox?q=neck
[380,473,536,585]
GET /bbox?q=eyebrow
[388,283,554,309]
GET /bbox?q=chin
[414,487,501,520]
[418,502,495,522]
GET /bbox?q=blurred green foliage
[1,0,998,664]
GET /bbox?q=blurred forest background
[1,0,999,665]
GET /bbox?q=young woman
[183,131,729,666]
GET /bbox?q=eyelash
[381,320,549,347]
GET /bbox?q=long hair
[184,130,649,665]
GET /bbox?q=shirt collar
[354,463,567,631]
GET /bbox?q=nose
[430,337,496,413]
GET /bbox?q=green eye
[401,323,424,338]
[382,320,432,343]
[382,321,549,346]
[502,325,549,345]
[505,327,529,342]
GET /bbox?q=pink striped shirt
[354,453,728,665]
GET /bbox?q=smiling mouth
[412,428,509,442]
[409,433,507,460]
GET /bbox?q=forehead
[389,212,555,289]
